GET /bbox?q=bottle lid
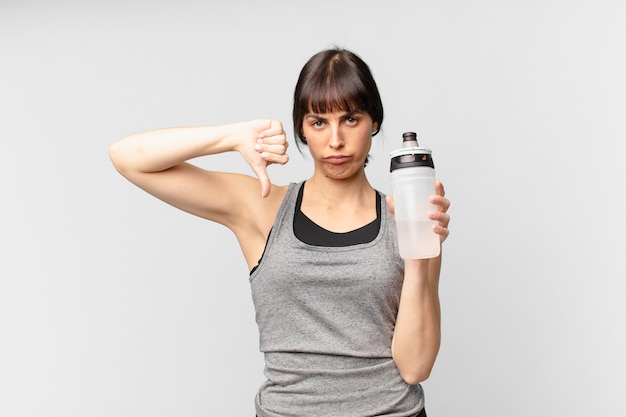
[390,131,434,171]
[402,132,419,147]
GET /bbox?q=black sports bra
[293,183,381,247]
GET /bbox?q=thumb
[252,163,271,198]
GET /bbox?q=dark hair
[292,48,384,149]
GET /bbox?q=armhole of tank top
[249,228,272,276]
[249,182,301,276]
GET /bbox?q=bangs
[304,83,366,115]
[299,64,371,115]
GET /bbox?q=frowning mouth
[324,155,351,164]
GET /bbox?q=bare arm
[387,181,450,384]
[108,119,289,267]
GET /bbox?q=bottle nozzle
[402,132,419,148]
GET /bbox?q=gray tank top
[250,182,424,417]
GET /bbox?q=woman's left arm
[387,181,451,385]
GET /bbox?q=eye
[345,117,359,126]
[312,120,325,128]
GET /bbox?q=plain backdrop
[1,1,625,416]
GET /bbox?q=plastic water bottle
[390,132,440,259]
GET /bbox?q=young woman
[109,48,450,417]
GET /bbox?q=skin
[109,112,451,384]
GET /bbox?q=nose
[328,125,344,149]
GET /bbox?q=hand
[239,119,289,197]
[385,179,451,243]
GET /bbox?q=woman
[110,48,450,417]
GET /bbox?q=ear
[372,121,379,134]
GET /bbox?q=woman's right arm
[108,119,289,230]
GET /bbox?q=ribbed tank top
[250,181,424,417]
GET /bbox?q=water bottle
[390,132,440,259]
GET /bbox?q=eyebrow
[305,110,365,120]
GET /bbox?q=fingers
[428,209,450,228]
[430,180,450,214]
[429,194,450,214]
[429,180,450,242]
[435,179,445,198]
[256,121,289,165]
[255,138,289,164]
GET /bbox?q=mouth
[324,155,351,164]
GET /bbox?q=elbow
[108,142,122,170]
[398,364,434,386]
[108,141,131,174]
[392,339,440,385]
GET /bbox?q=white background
[2,1,625,416]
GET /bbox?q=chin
[324,166,365,181]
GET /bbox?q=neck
[306,171,373,206]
